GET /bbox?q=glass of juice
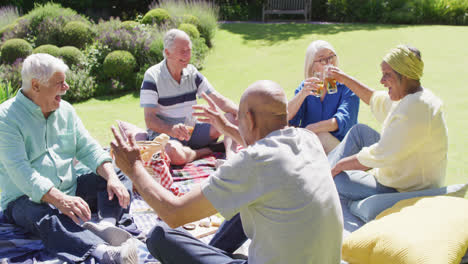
[312,72,324,97]
[324,65,338,94]
[184,115,197,137]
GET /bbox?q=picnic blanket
[0,154,222,264]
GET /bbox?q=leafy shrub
[59,46,84,67]
[182,14,201,27]
[0,6,19,30]
[156,0,219,47]
[1,18,33,44]
[35,15,89,46]
[63,65,96,102]
[1,38,32,63]
[120,20,139,30]
[141,8,171,25]
[149,37,164,64]
[0,81,15,104]
[103,50,137,81]
[62,21,94,49]
[96,18,163,69]
[0,59,23,102]
[33,44,60,57]
[190,37,209,70]
[178,23,200,39]
[25,3,81,31]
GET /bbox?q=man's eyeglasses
[314,54,336,65]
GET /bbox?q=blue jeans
[146,221,247,264]
[209,213,248,254]
[328,124,398,201]
[4,168,133,262]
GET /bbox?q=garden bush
[0,6,19,30]
[1,38,32,63]
[1,18,33,44]
[62,21,94,49]
[182,14,201,28]
[96,18,163,70]
[327,0,468,25]
[63,65,96,102]
[103,50,137,81]
[155,1,218,47]
[141,8,171,25]
[59,46,84,67]
[149,37,164,65]
[35,15,89,46]
[178,23,200,39]
[0,59,22,103]
[190,37,209,70]
[25,3,81,30]
[120,20,139,30]
[33,44,60,57]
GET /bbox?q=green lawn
[75,22,468,187]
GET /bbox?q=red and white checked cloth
[142,151,183,196]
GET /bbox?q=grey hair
[21,53,69,91]
[163,29,192,58]
[303,40,339,79]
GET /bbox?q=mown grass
[74,22,468,188]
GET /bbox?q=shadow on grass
[220,23,413,45]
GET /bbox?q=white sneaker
[83,221,132,246]
[101,239,139,264]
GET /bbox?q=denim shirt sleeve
[332,84,360,139]
[289,82,306,127]
[0,120,54,203]
[73,110,111,173]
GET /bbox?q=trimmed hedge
[178,23,200,39]
[141,8,170,25]
[120,20,139,30]
[62,21,94,49]
[1,38,32,63]
[103,50,137,81]
[59,46,83,67]
[33,44,60,57]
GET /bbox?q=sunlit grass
[75,23,468,188]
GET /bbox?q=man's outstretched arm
[110,126,217,228]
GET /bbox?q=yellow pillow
[342,196,468,264]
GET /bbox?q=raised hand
[192,92,232,135]
[110,126,143,179]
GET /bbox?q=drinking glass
[312,72,324,97]
[324,65,338,94]
[184,115,197,137]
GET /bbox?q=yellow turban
[383,45,424,81]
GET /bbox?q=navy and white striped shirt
[140,59,214,124]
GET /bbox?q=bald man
[110,80,343,264]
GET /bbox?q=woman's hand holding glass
[303,72,324,98]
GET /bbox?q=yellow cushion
[342,196,468,264]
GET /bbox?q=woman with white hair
[288,40,360,154]
[327,45,448,200]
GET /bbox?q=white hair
[303,40,339,79]
[163,29,192,58]
[21,53,69,91]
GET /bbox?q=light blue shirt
[0,90,111,209]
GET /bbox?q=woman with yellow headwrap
[326,45,448,201]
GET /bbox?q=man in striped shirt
[140,29,237,165]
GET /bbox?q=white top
[357,90,448,192]
[202,127,343,264]
[140,60,214,123]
